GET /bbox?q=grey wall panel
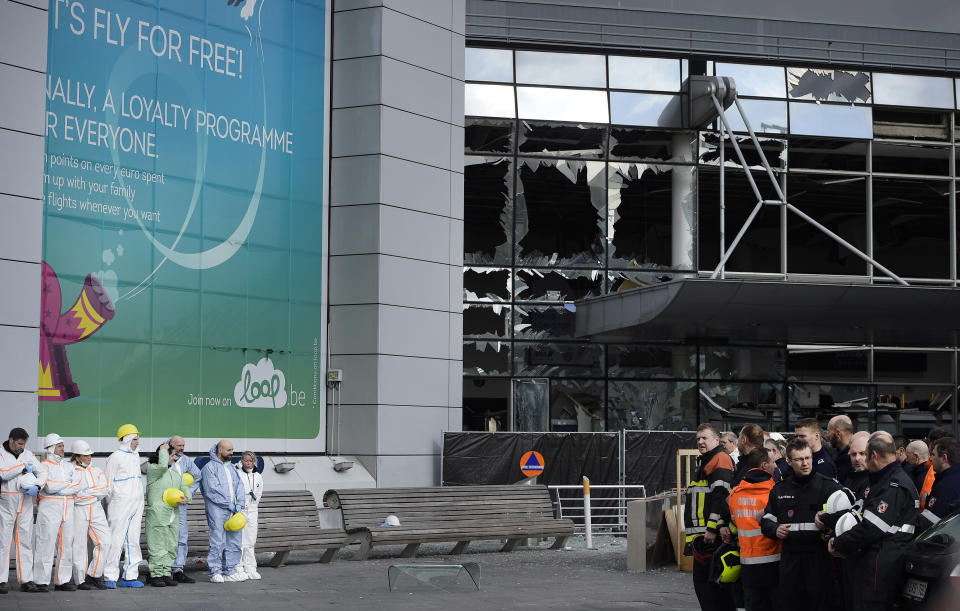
[331,106,381,157]
[0,194,43,263]
[378,206,453,263]
[0,1,47,72]
[332,7,382,59]
[0,129,45,200]
[380,156,456,216]
[329,204,380,255]
[329,304,380,355]
[331,155,381,206]
[379,106,455,170]
[381,8,454,75]
[381,57,454,123]
[376,454,438,487]
[377,305,452,359]
[379,256,452,311]
[0,326,39,392]
[378,404,450,453]
[330,403,379,456]
[377,354,451,406]
[0,260,40,327]
[0,64,45,135]
[329,354,380,405]
[0,390,39,440]
[329,254,380,305]
[332,57,381,108]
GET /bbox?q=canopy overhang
[574,279,960,347]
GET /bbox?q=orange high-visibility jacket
[729,469,782,564]
[919,460,936,509]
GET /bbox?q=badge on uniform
[877,501,888,514]
[787,509,794,518]
[929,497,936,507]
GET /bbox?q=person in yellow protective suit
[103,424,145,588]
[145,443,191,587]
[70,440,110,590]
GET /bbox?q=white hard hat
[71,439,93,455]
[18,473,40,489]
[835,511,862,537]
[825,489,855,514]
[381,514,400,527]
[43,433,64,449]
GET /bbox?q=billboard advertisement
[40,0,329,451]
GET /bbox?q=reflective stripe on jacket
[684,445,734,542]
[729,469,781,563]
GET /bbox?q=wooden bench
[138,489,348,566]
[323,484,574,560]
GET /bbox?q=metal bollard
[583,476,595,549]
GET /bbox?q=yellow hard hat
[224,512,247,531]
[182,472,195,487]
[116,424,140,441]
[162,488,185,508]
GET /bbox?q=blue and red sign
[520,451,545,477]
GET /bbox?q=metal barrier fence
[548,484,648,536]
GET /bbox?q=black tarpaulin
[623,431,697,495]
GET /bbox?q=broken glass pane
[788,347,869,382]
[874,350,953,383]
[875,108,950,141]
[516,158,605,267]
[873,142,950,176]
[714,63,785,98]
[513,342,604,377]
[465,119,514,154]
[876,385,953,414]
[721,99,787,135]
[607,380,697,431]
[463,340,511,376]
[700,382,785,428]
[873,177,950,279]
[609,92,682,128]
[873,73,954,109]
[463,267,511,301]
[608,162,696,269]
[515,51,606,88]
[608,271,691,291]
[517,121,606,159]
[787,67,871,103]
[464,156,513,265]
[608,56,681,92]
[465,48,513,82]
[786,174,867,276]
[465,84,516,118]
[610,129,695,162]
[607,344,696,378]
[463,303,511,338]
[699,133,786,170]
[514,304,577,339]
[516,87,609,123]
[515,268,603,302]
[788,137,866,172]
[463,378,510,432]
[789,102,873,139]
[550,379,605,432]
[700,347,785,380]
[788,383,871,425]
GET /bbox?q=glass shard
[787,67,871,103]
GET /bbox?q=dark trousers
[778,551,832,611]
[693,552,734,611]
[742,563,779,611]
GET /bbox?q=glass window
[463,303,511,338]
[514,304,577,339]
[874,350,954,383]
[787,348,869,382]
[872,142,950,176]
[609,92,682,128]
[788,383,871,423]
[876,385,954,414]
[515,51,606,88]
[462,378,509,432]
[700,382,785,428]
[608,56,681,91]
[788,137,867,172]
[787,67,871,103]
[464,267,511,302]
[699,133,786,170]
[465,84,515,118]
[465,118,514,154]
[607,380,697,431]
[464,156,513,265]
[722,99,787,134]
[700,347,786,380]
[607,345,697,378]
[873,73,954,109]
[514,342,604,377]
[787,174,867,276]
[611,129,696,162]
[518,121,606,159]
[550,379,606,432]
[516,87,609,123]
[515,269,603,302]
[465,48,513,82]
[715,63,785,98]
[789,102,873,139]
[464,340,511,376]
[875,107,950,142]
[873,177,951,279]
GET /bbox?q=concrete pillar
[627,499,648,572]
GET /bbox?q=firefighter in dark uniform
[761,438,841,611]
[829,431,919,611]
[686,423,735,611]
[917,437,960,532]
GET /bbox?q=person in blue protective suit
[167,435,201,584]
[200,440,246,583]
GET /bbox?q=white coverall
[34,455,82,586]
[0,445,39,585]
[72,462,110,583]
[235,461,263,574]
[103,437,145,582]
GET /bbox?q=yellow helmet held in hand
[224,512,247,531]
[116,424,140,441]
[162,488,186,508]
[182,472,195,487]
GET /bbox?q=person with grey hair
[168,435,202,584]
[828,431,919,611]
[905,439,933,501]
[234,451,263,580]
[721,431,739,465]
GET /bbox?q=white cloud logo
[234,357,287,408]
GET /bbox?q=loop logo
[234,357,287,408]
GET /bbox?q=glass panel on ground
[515,268,603,302]
[464,156,513,265]
[515,51,607,88]
[465,84,516,118]
[607,380,697,431]
[465,47,513,82]
[465,118,514,154]
[518,121,606,159]
[516,87,609,123]
[608,56,681,92]
[872,177,950,279]
[715,63,786,98]
[786,174,868,276]
[607,344,697,378]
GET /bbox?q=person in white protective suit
[103,424,146,588]
[234,451,264,579]
[70,440,110,590]
[168,435,202,584]
[33,433,84,592]
[201,440,246,583]
[0,427,41,593]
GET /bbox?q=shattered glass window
[875,108,950,141]
[513,342,604,377]
[465,48,513,82]
[608,56,682,92]
[550,379,606,432]
[514,304,577,339]
[786,174,868,276]
[607,380,697,431]
[876,385,953,417]
[465,118,514,154]
[464,267,511,302]
[873,142,951,176]
[788,137,867,172]
[462,378,510,432]
[607,344,697,378]
[714,63,786,98]
[608,271,691,291]
[788,347,869,382]
[609,92,682,128]
[516,87,609,123]
[515,158,606,267]
[700,347,785,380]
[517,121,606,159]
[464,156,513,265]
[787,67,871,103]
[788,383,871,424]
[515,51,606,88]
[722,99,787,135]
[610,129,695,162]
[873,73,954,109]
[465,84,516,118]
[699,133,786,170]
[700,381,785,428]
[789,102,873,139]
[464,340,511,376]
[873,177,950,279]
[515,268,603,302]
[463,303,511,338]
[608,162,696,269]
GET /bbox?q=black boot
[91,576,108,590]
[173,571,195,584]
[0,582,7,594]
[20,581,38,593]
[77,581,95,590]
[55,582,77,591]
[34,583,49,593]
[149,577,167,587]
[162,575,179,586]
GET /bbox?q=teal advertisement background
[40,0,327,446]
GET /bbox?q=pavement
[2,535,697,610]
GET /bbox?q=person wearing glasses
[761,438,842,611]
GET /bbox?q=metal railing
[548,484,647,536]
